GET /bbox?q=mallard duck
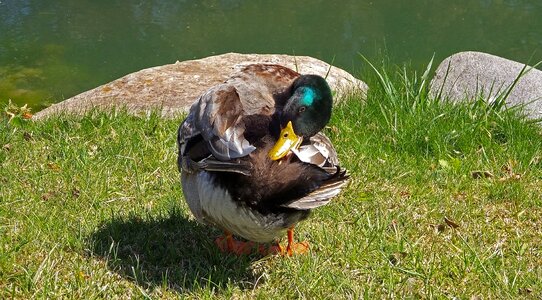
[177,64,349,255]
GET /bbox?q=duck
[177,64,349,256]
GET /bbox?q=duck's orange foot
[286,241,309,256]
[284,226,309,256]
[215,235,254,255]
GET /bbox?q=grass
[1,62,542,299]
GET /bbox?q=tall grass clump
[331,57,542,175]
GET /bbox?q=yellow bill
[268,121,303,160]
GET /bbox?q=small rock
[430,51,542,119]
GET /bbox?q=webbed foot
[259,227,310,256]
[215,231,254,255]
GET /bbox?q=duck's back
[228,64,301,114]
[179,64,300,162]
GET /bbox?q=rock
[34,53,367,119]
[430,51,542,119]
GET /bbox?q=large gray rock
[34,53,367,119]
[430,51,542,119]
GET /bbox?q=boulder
[34,53,367,119]
[430,51,542,119]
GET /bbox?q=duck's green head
[269,74,332,160]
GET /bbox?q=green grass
[1,63,542,299]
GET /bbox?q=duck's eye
[298,106,306,113]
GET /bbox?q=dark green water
[1,0,542,111]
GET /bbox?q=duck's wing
[281,167,349,210]
[178,64,300,164]
[179,84,255,161]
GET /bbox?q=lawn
[1,63,541,299]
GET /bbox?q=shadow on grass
[88,208,260,294]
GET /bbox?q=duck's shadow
[88,209,262,293]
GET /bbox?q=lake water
[1,0,542,111]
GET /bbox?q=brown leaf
[444,217,460,229]
[47,162,61,171]
[471,170,494,179]
[400,190,411,198]
[72,188,81,198]
[41,191,55,201]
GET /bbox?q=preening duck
[177,64,349,255]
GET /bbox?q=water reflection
[0,0,541,110]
